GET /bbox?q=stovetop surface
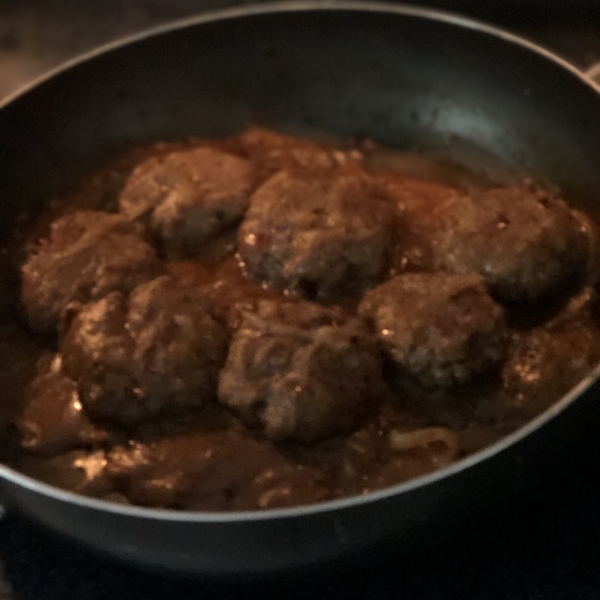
[1,2,600,598]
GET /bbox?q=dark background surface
[1,1,600,598]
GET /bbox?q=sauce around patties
[3,127,600,512]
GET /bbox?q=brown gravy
[3,131,600,512]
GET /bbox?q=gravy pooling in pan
[3,127,600,512]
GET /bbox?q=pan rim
[1,0,599,523]
[1,0,597,110]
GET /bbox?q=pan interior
[1,3,600,521]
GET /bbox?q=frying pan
[1,1,600,577]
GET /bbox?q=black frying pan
[1,1,600,576]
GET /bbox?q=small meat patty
[436,187,592,303]
[382,179,596,302]
[119,147,253,257]
[503,287,600,416]
[238,170,395,302]
[218,299,383,443]
[60,276,229,427]
[21,211,163,332]
[229,127,363,184]
[359,273,508,387]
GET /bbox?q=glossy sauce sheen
[4,131,600,512]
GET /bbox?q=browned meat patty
[17,353,107,455]
[218,299,384,443]
[238,170,396,302]
[21,211,163,332]
[502,287,600,416]
[60,275,229,427]
[119,147,253,258]
[436,187,592,303]
[359,273,508,387]
[227,127,363,184]
[384,182,592,303]
[106,429,329,510]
